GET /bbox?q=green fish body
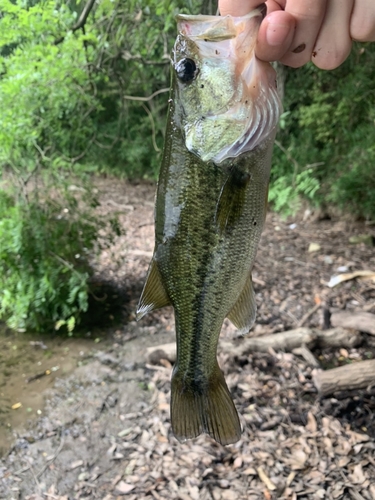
[137,9,281,445]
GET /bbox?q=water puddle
[0,325,104,456]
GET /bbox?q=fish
[136,8,281,446]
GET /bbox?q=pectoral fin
[227,273,257,334]
[215,168,251,234]
[136,259,171,320]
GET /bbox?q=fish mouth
[174,10,282,163]
[176,7,265,39]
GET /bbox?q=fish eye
[175,58,198,83]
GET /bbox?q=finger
[312,0,354,69]
[219,0,265,16]
[278,0,327,68]
[350,0,375,41]
[255,10,296,62]
[218,0,294,62]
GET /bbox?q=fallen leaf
[107,443,117,456]
[327,270,375,288]
[349,463,366,485]
[308,242,321,253]
[69,459,84,470]
[306,411,317,433]
[115,481,135,494]
[243,467,257,475]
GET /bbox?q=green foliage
[2,0,374,336]
[329,144,375,218]
[85,0,203,177]
[271,45,375,219]
[0,180,111,333]
[269,166,320,216]
[0,0,204,179]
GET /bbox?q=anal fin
[136,259,171,320]
[227,273,257,334]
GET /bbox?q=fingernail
[266,21,290,47]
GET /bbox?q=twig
[257,466,276,491]
[54,0,96,45]
[36,437,65,479]
[123,87,169,102]
[252,276,266,286]
[292,344,320,368]
[274,139,299,180]
[88,289,108,302]
[121,53,170,66]
[23,456,40,491]
[141,103,161,153]
[61,132,97,165]
[26,370,52,384]
[349,488,367,500]
[49,251,84,279]
[364,301,375,312]
[297,302,321,327]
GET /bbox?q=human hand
[218,0,375,69]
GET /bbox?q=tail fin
[171,365,241,446]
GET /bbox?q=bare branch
[54,0,96,45]
[141,103,161,153]
[122,50,170,66]
[123,87,170,102]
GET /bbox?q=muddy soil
[1,178,375,500]
[0,328,100,456]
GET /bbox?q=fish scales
[137,8,281,445]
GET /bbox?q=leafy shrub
[271,44,375,219]
[269,167,320,216]
[0,181,117,333]
[329,144,375,219]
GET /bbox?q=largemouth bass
[137,8,281,445]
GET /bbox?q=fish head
[173,9,281,163]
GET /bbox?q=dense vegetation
[270,47,375,218]
[0,0,374,332]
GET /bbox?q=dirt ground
[1,178,375,500]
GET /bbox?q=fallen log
[222,327,316,357]
[313,359,375,397]
[330,310,375,335]
[146,327,361,365]
[318,327,361,348]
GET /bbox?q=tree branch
[123,87,170,102]
[54,0,96,45]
